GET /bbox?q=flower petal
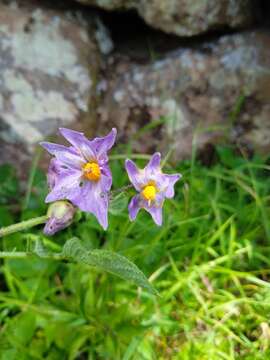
[145,206,163,226]
[40,142,83,169]
[138,192,164,226]
[47,158,62,189]
[44,217,61,236]
[164,174,181,198]
[71,181,109,230]
[92,128,117,158]
[100,164,113,191]
[92,192,109,230]
[45,170,82,203]
[101,173,112,194]
[128,195,141,221]
[145,152,161,176]
[59,128,95,161]
[125,159,145,191]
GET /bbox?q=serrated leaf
[109,193,128,215]
[62,238,157,295]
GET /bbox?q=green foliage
[1,145,270,359]
[0,164,19,204]
[109,192,129,215]
[61,238,156,294]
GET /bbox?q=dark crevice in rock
[5,0,268,63]
[2,0,79,11]
[100,9,185,61]
[260,0,270,26]
[97,6,266,62]
[9,0,268,61]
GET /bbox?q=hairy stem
[0,251,64,260]
[0,215,48,238]
[110,184,133,197]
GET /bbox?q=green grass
[1,144,270,359]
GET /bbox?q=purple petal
[40,142,83,169]
[43,217,69,236]
[47,158,62,189]
[59,128,87,148]
[145,152,161,176]
[59,128,95,161]
[139,193,164,226]
[92,128,117,158]
[47,158,80,190]
[164,174,181,198]
[125,159,145,191]
[128,195,141,221]
[71,181,109,229]
[101,163,112,191]
[67,180,92,211]
[45,170,82,203]
[100,173,112,194]
[145,206,163,226]
[44,217,63,236]
[92,193,109,230]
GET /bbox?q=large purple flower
[125,153,181,225]
[40,128,117,229]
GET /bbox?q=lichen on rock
[97,31,270,159]
[0,2,100,157]
[76,0,255,37]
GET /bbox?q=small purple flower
[41,128,117,229]
[44,200,76,236]
[125,153,181,226]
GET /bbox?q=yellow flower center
[141,185,157,201]
[82,162,101,181]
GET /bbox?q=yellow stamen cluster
[82,162,101,181]
[141,184,157,201]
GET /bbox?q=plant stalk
[0,215,48,238]
[0,251,64,260]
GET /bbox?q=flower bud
[44,201,76,236]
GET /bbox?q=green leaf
[109,192,128,215]
[6,311,36,346]
[62,238,157,295]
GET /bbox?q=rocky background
[0,0,269,167]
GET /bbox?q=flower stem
[0,251,64,260]
[110,184,133,197]
[110,154,151,161]
[0,215,48,238]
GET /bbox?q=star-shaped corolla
[41,128,117,230]
[125,153,181,225]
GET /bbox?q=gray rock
[0,2,100,162]
[76,0,254,37]
[97,31,270,160]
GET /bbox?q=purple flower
[44,200,76,236]
[40,128,117,229]
[125,153,181,226]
